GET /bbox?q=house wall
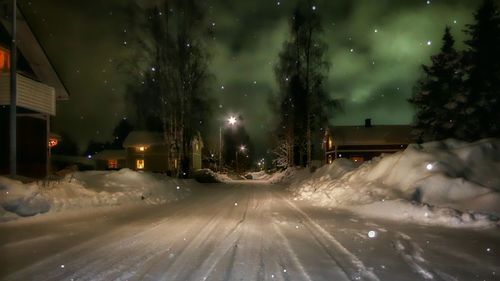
[126,145,170,173]
[325,144,408,164]
[95,159,126,170]
[0,107,47,178]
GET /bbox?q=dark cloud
[19,0,484,155]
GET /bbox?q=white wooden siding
[0,73,56,115]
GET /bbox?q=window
[108,160,118,169]
[136,159,145,170]
[137,146,146,152]
[351,156,364,164]
[0,48,10,72]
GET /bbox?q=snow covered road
[1,181,499,281]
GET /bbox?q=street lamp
[236,145,246,173]
[219,116,237,171]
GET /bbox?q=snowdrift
[193,169,234,183]
[0,169,191,221]
[289,139,500,227]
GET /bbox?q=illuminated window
[136,159,145,170]
[351,156,364,164]
[328,137,333,150]
[0,48,10,72]
[48,138,58,148]
[108,159,118,169]
[137,146,146,152]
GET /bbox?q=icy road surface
[1,181,499,281]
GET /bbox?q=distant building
[324,119,413,164]
[122,131,205,175]
[191,133,203,171]
[0,8,69,178]
[123,131,171,173]
[94,150,126,170]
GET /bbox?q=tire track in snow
[180,192,251,281]
[149,187,250,281]
[74,192,230,281]
[393,232,457,281]
[4,191,229,281]
[278,193,381,281]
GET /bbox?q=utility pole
[9,0,17,178]
[219,126,222,172]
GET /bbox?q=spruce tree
[409,26,462,141]
[460,0,500,140]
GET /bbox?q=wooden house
[191,132,203,171]
[123,131,171,173]
[122,131,205,175]
[324,119,413,164]
[94,150,126,170]
[0,7,69,178]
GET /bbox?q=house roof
[0,7,69,100]
[94,150,126,160]
[123,131,164,148]
[329,125,413,146]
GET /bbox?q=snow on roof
[0,7,69,100]
[122,131,164,148]
[94,150,126,160]
[330,125,412,146]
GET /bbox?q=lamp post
[9,0,17,178]
[219,116,237,171]
[235,145,246,173]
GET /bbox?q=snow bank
[245,171,271,180]
[290,139,500,228]
[193,169,233,183]
[0,169,191,221]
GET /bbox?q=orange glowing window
[351,156,364,164]
[136,159,145,170]
[48,138,58,148]
[108,160,118,169]
[137,146,146,152]
[0,48,10,71]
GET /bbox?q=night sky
[20,0,480,154]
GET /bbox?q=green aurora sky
[19,0,485,154]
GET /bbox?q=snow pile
[245,171,272,180]
[290,139,500,227]
[0,169,191,220]
[268,167,311,184]
[193,169,233,183]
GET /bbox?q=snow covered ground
[1,139,499,280]
[1,181,498,281]
[0,169,192,221]
[288,139,500,228]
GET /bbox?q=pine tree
[460,0,500,140]
[409,26,462,141]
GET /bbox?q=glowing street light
[219,115,239,171]
[236,144,247,173]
